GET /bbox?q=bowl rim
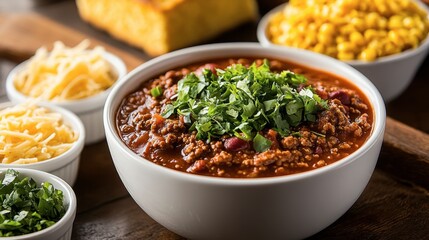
[0,101,85,171]
[256,0,429,66]
[104,42,386,186]
[5,51,127,114]
[0,167,77,239]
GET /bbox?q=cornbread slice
[76,0,259,56]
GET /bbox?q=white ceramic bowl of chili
[6,51,126,145]
[0,102,85,186]
[257,1,429,102]
[0,168,77,240]
[104,43,386,240]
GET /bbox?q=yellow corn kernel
[337,51,355,60]
[341,24,357,35]
[368,39,381,49]
[297,41,310,49]
[409,27,423,40]
[336,36,347,44]
[366,2,377,12]
[377,30,388,38]
[397,28,409,38]
[416,19,426,32]
[273,35,290,45]
[388,15,403,29]
[377,17,388,29]
[384,42,401,55]
[305,32,318,46]
[375,2,387,15]
[338,0,357,10]
[308,23,318,31]
[364,29,378,41]
[407,35,420,48]
[365,12,380,29]
[317,34,334,45]
[326,46,338,57]
[280,22,291,32]
[358,2,369,12]
[388,1,401,14]
[337,42,355,52]
[402,16,415,29]
[359,48,378,61]
[313,43,325,53]
[388,30,402,45]
[351,17,366,31]
[399,0,410,9]
[319,5,331,19]
[320,23,336,35]
[288,30,300,40]
[350,32,365,46]
[291,40,301,48]
[297,22,307,33]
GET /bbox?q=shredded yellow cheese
[13,40,116,101]
[0,102,78,164]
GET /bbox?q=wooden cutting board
[1,13,428,188]
[0,13,142,71]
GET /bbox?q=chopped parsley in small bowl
[0,168,76,240]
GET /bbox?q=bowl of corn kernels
[257,0,429,102]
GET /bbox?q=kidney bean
[195,63,218,76]
[329,90,350,105]
[315,146,323,154]
[224,137,249,151]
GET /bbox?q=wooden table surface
[2,1,429,239]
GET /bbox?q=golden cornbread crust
[76,0,259,56]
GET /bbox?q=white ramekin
[0,102,85,186]
[6,52,127,145]
[0,168,77,240]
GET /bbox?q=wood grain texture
[73,197,184,240]
[70,170,429,240]
[378,117,429,189]
[311,170,429,240]
[73,141,129,213]
[0,13,142,70]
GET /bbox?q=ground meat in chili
[116,58,373,178]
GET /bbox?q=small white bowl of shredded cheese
[6,40,127,144]
[0,102,85,186]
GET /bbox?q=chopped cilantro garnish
[253,133,272,152]
[162,60,328,149]
[0,169,65,237]
[150,86,163,97]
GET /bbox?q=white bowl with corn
[257,0,429,102]
[6,40,127,144]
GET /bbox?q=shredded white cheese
[13,40,116,101]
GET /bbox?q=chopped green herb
[310,131,326,138]
[0,169,65,237]
[253,133,272,152]
[150,86,163,97]
[162,59,328,152]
